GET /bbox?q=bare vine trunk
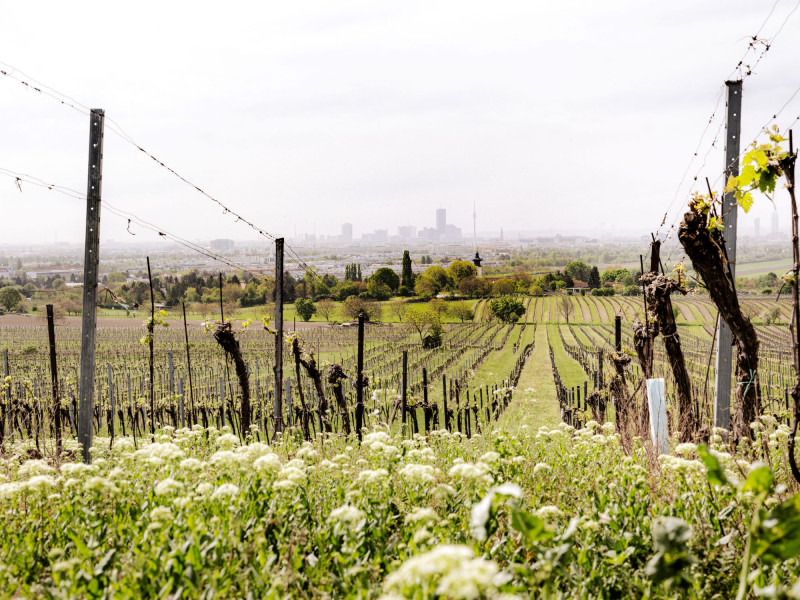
[290,338,312,440]
[610,353,634,453]
[632,319,658,434]
[292,337,331,434]
[213,322,251,435]
[640,248,696,441]
[678,203,760,442]
[327,365,351,436]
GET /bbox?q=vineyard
[1,294,796,451]
[2,291,800,597]
[5,2,800,596]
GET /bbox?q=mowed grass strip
[501,324,561,430]
[469,324,535,390]
[547,323,591,389]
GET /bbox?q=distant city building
[771,212,779,235]
[341,223,353,242]
[754,218,760,237]
[445,224,462,239]
[210,239,235,251]
[362,229,389,244]
[0,266,15,279]
[436,208,447,235]
[418,227,438,240]
[398,225,417,239]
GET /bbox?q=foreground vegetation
[1,388,799,598]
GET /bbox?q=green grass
[737,257,793,277]
[468,325,535,390]
[546,323,591,389]
[507,324,561,429]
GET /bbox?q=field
[1,293,799,597]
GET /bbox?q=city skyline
[3,2,800,246]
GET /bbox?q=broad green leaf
[754,493,800,562]
[739,164,759,188]
[751,148,769,169]
[737,190,754,212]
[742,464,774,496]
[698,445,728,486]
[510,507,548,542]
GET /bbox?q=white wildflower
[405,507,439,525]
[211,483,240,500]
[154,478,184,496]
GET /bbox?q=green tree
[342,296,382,322]
[406,306,439,343]
[0,286,23,312]
[337,284,360,301]
[414,276,439,299]
[449,301,475,323]
[389,300,409,322]
[401,250,414,289]
[489,296,525,323]
[447,260,477,287]
[316,298,336,322]
[429,298,449,320]
[459,276,490,298]
[424,265,451,291]
[529,283,545,297]
[366,280,392,301]
[565,260,591,283]
[588,266,601,289]
[295,298,316,321]
[371,267,400,292]
[492,278,516,296]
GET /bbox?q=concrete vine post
[779,132,800,484]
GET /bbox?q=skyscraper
[754,218,760,237]
[342,223,353,242]
[771,212,779,235]
[436,209,446,235]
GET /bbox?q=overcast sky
[1,0,800,247]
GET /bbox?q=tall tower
[436,208,446,236]
[771,211,779,235]
[341,223,353,242]
[473,202,477,248]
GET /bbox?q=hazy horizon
[2,1,800,249]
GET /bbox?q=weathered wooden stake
[78,108,104,463]
[46,305,62,455]
[274,238,284,435]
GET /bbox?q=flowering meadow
[1,393,800,599]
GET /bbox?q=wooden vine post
[146,257,156,440]
[46,304,62,456]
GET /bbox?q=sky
[1,0,800,247]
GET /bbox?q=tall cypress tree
[401,250,413,289]
[588,266,601,289]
